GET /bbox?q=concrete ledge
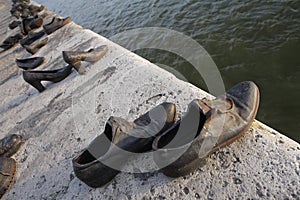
[0,1,299,199]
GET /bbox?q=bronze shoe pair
[0,134,24,198]
[72,81,260,187]
[62,45,108,74]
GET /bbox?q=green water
[36,0,300,142]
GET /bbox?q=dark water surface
[36,0,300,142]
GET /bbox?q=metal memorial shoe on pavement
[0,33,24,52]
[43,16,72,35]
[20,16,43,35]
[72,102,176,188]
[153,81,260,178]
[22,65,73,92]
[16,57,45,70]
[20,30,45,46]
[24,37,48,54]
[62,45,108,74]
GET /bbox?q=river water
[35,0,300,142]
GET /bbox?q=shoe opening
[156,106,206,149]
[76,123,114,164]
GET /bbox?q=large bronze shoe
[62,45,108,74]
[22,65,73,92]
[43,16,72,35]
[72,102,176,188]
[16,57,45,70]
[153,81,260,178]
[0,157,16,199]
[24,37,48,54]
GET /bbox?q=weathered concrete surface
[0,1,299,199]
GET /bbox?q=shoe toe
[226,81,260,119]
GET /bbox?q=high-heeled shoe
[73,102,177,188]
[24,37,48,54]
[16,57,45,70]
[63,45,108,64]
[0,134,24,157]
[43,16,72,35]
[153,81,260,178]
[22,65,73,92]
[62,45,108,74]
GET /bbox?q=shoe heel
[72,62,86,75]
[27,80,45,92]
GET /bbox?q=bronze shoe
[28,4,45,14]
[20,16,43,35]
[153,81,260,177]
[0,157,16,199]
[22,65,73,92]
[0,33,24,51]
[72,102,176,188]
[20,30,45,46]
[24,37,48,54]
[16,57,45,70]
[62,45,108,74]
[8,20,20,30]
[0,134,24,157]
[43,16,72,35]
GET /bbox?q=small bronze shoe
[43,16,72,35]
[73,102,176,188]
[0,157,16,198]
[22,65,73,92]
[20,16,43,35]
[0,33,24,51]
[8,20,20,30]
[16,57,45,70]
[153,81,260,178]
[63,45,108,64]
[28,4,45,14]
[0,134,24,157]
[24,37,48,54]
[62,45,108,74]
[20,30,45,46]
